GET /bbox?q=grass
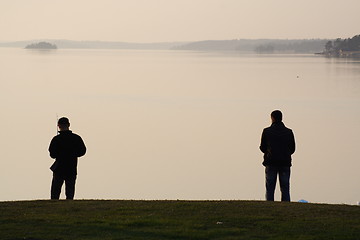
[0,200,360,240]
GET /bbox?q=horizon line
[0,37,335,44]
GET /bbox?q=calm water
[0,48,359,204]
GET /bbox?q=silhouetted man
[260,110,295,201]
[49,117,86,200]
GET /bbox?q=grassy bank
[0,200,359,240]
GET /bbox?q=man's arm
[48,137,58,159]
[259,130,267,153]
[289,130,296,155]
[76,136,86,157]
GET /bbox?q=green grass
[1,200,360,240]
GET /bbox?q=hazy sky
[0,0,359,42]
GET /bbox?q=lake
[0,48,359,204]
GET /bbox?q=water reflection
[25,48,57,55]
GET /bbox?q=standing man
[49,117,86,200]
[260,110,295,201]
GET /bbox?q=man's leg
[51,173,64,200]
[265,166,278,201]
[279,167,291,202]
[65,175,77,200]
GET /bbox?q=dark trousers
[265,166,291,202]
[51,173,77,200]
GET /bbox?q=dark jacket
[49,130,86,176]
[260,122,295,167]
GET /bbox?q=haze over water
[0,48,359,204]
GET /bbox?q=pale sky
[0,0,359,42]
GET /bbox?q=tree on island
[322,34,360,57]
[25,42,57,49]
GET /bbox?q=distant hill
[173,39,329,53]
[0,39,329,53]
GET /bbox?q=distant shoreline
[0,38,329,53]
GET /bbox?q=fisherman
[49,117,86,200]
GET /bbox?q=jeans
[265,166,291,201]
[51,173,77,200]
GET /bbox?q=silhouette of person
[260,110,295,201]
[49,117,86,200]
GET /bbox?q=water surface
[0,49,359,204]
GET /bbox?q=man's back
[260,122,295,167]
[49,130,86,175]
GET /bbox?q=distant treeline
[254,40,328,53]
[172,39,328,53]
[320,34,360,57]
[3,38,357,55]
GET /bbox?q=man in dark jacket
[260,110,295,201]
[49,117,86,200]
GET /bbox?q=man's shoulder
[282,125,293,133]
[264,123,293,134]
[71,132,85,143]
[57,131,83,139]
[262,126,272,132]
[69,132,83,140]
[50,136,58,145]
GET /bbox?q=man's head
[271,110,282,123]
[58,117,70,131]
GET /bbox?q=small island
[25,41,57,49]
[317,34,360,57]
